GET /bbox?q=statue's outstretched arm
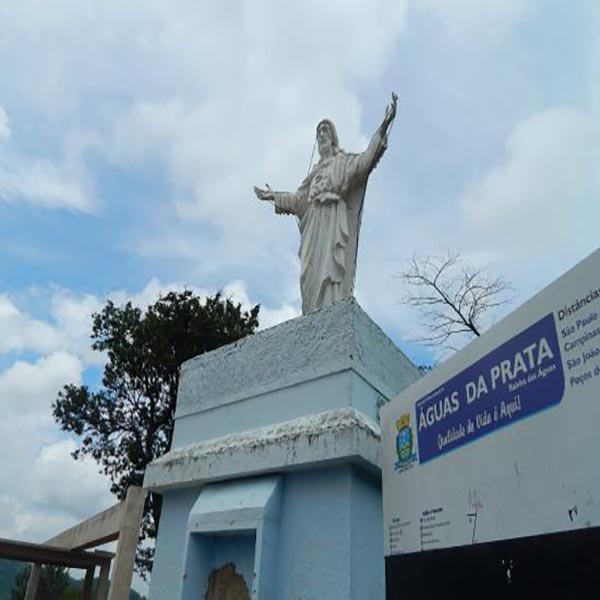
[254,183,306,217]
[254,184,275,202]
[381,92,398,135]
[359,92,398,174]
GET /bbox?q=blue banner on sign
[416,313,565,463]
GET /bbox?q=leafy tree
[7,564,147,600]
[9,567,28,600]
[10,565,69,600]
[0,558,24,598]
[52,291,260,576]
[399,250,512,352]
[60,586,80,600]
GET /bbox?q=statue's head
[316,119,339,157]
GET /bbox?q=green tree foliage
[8,568,27,600]
[0,559,23,599]
[52,291,260,576]
[59,587,80,600]
[10,565,69,600]
[5,562,147,600]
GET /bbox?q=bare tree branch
[398,250,513,353]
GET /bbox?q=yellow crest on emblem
[396,413,410,430]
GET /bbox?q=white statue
[254,93,398,314]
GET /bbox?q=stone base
[145,299,420,599]
[145,408,381,491]
[171,297,419,447]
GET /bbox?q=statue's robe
[273,131,387,314]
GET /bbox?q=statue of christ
[254,93,397,314]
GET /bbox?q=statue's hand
[383,92,398,130]
[254,184,275,201]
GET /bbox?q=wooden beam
[0,538,113,569]
[96,562,111,600]
[44,500,126,551]
[107,486,147,600]
[20,487,145,600]
[24,564,40,600]
[83,566,96,600]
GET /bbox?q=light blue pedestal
[144,299,419,599]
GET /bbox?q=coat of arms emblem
[395,413,417,471]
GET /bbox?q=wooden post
[107,486,146,600]
[83,566,96,600]
[96,561,111,600]
[15,487,144,600]
[24,564,41,600]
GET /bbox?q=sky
[0,0,599,588]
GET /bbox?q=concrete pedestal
[144,299,419,599]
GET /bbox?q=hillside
[0,560,23,600]
[0,560,146,600]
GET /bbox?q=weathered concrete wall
[275,466,353,598]
[351,468,385,599]
[146,299,419,599]
[177,298,415,415]
[146,408,381,492]
[149,488,198,600]
[150,467,385,600]
[172,298,420,448]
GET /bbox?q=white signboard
[382,248,600,557]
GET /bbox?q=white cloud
[0,352,82,415]
[0,414,54,494]
[0,276,295,548]
[0,151,94,212]
[107,276,298,330]
[0,105,10,143]
[49,290,105,366]
[461,106,600,284]
[0,100,95,211]
[0,357,101,543]
[222,279,300,329]
[0,494,67,541]
[111,277,299,330]
[367,109,600,353]
[414,0,536,41]
[110,276,199,310]
[0,1,597,550]
[0,292,104,365]
[0,277,297,371]
[0,104,95,212]
[27,440,113,520]
[89,1,409,269]
[0,295,63,355]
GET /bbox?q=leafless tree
[399,251,513,351]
